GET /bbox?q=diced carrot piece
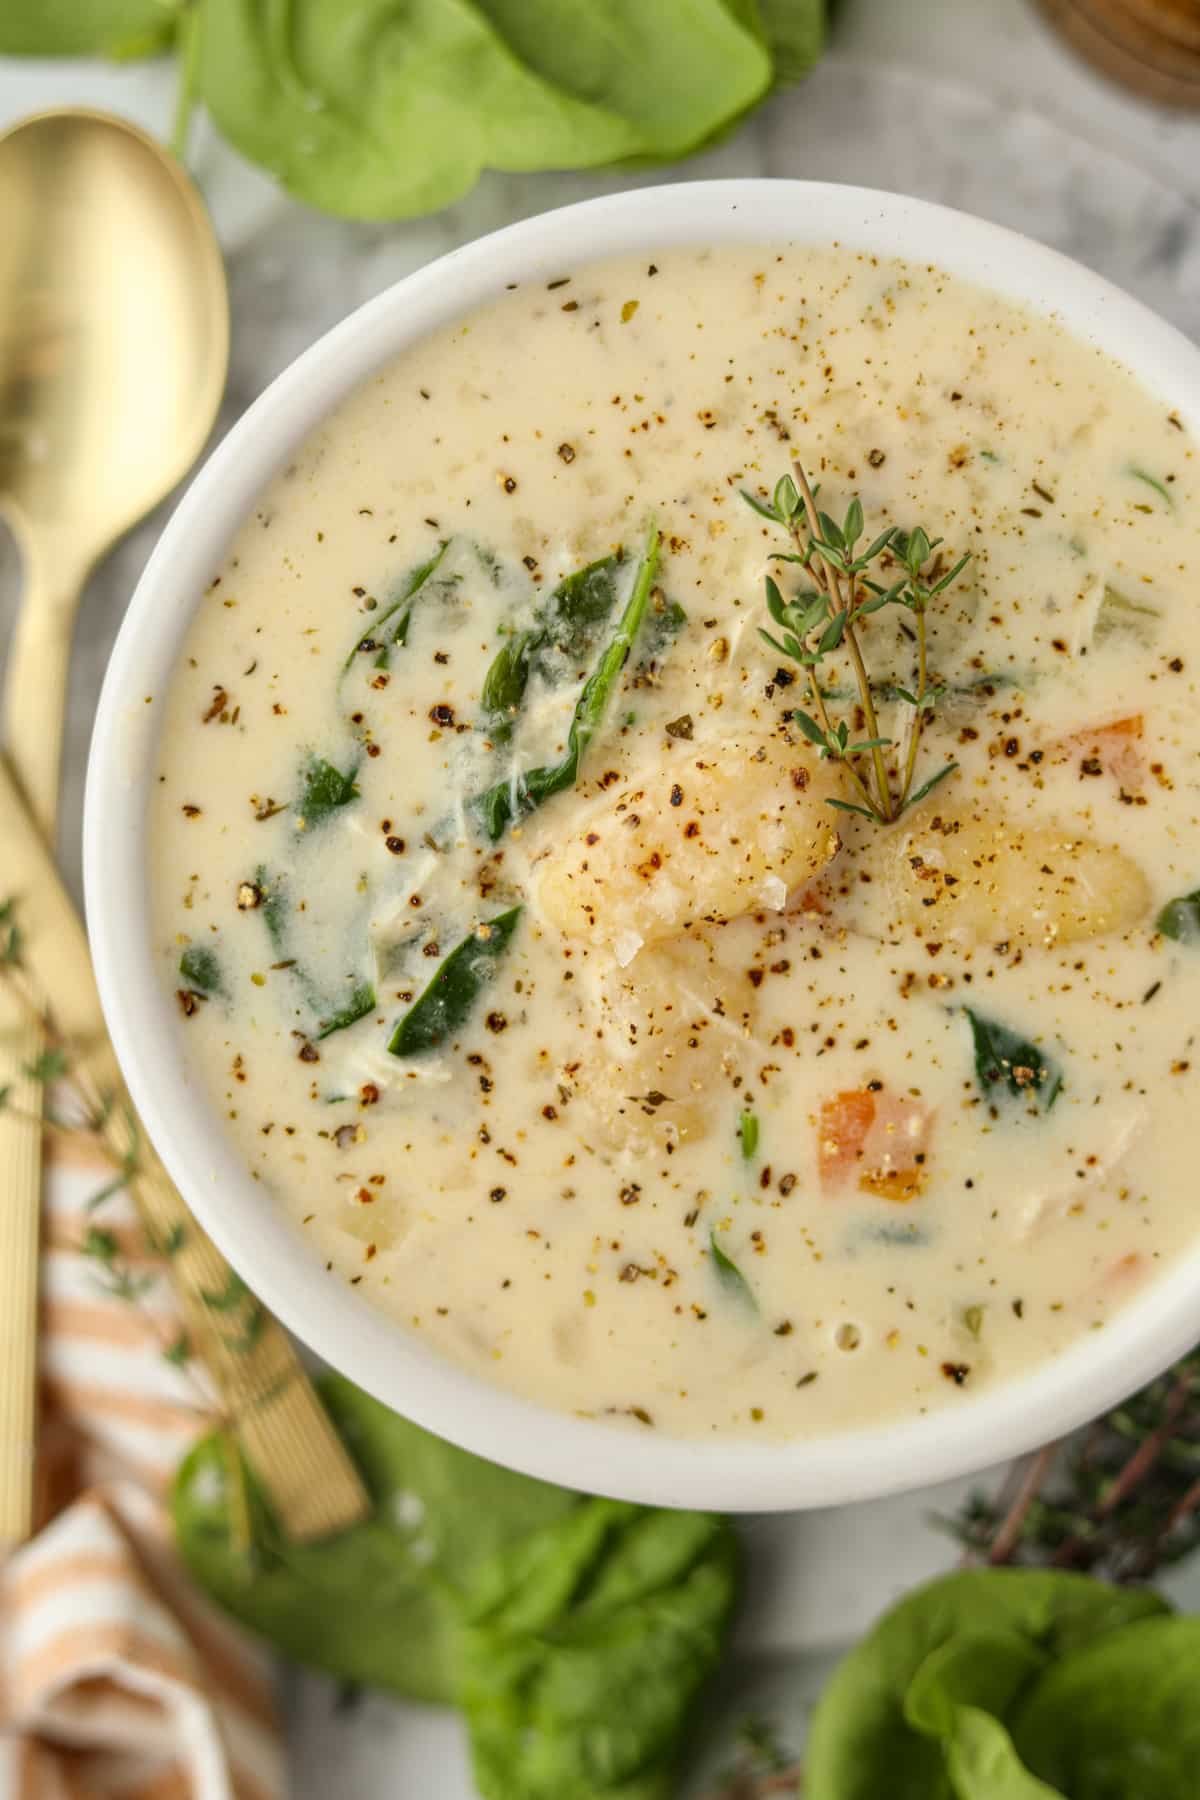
[860,1161,925,1204]
[1053,714,1144,789]
[818,1090,877,1185]
[818,1088,932,1203]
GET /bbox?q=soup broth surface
[151,245,1200,1439]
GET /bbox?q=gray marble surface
[0,0,1197,1792]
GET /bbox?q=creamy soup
[150,246,1200,1440]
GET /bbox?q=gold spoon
[0,108,228,1547]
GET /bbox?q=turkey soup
[151,246,1200,1439]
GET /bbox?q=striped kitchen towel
[0,1137,284,1800]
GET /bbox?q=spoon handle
[2,530,92,842]
[0,527,85,1546]
[0,755,371,1544]
[0,995,40,1550]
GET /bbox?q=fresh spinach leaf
[296,755,359,829]
[964,1009,1062,1111]
[316,982,376,1039]
[0,0,177,55]
[345,541,449,672]
[179,943,223,995]
[476,526,659,840]
[6,3,830,219]
[481,552,624,738]
[1157,888,1200,944]
[388,907,522,1057]
[1011,1615,1200,1799]
[925,1708,1062,1800]
[750,0,826,81]
[710,1230,756,1311]
[903,1632,1060,1800]
[804,1569,1167,1800]
[196,0,772,221]
[456,1498,738,1800]
[172,1371,579,1705]
[174,1367,739,1784]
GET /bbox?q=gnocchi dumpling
[535,731,840,957]
[566,932,758,1152]
[865,802,1150,949]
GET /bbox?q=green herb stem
[750,461,969,829]
[792,465,890,809]
[899,609,929,809]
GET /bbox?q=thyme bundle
[744,462,969,824]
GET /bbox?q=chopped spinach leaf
[637,597,688,667]
[296,756,359,829]
[480,634,534,737]
[710,1230,756,1311]
[739,1110,760,1160]
[864,1220,928,1249]
[475,525,659,840]
[256,865,289,958]
[1128,465,1174,511]
[389,908,522,1057]
[480,551,624,739]
[179,944,223,996]
[252,865,372,1038]
[317,983,377,1040]
[345,542,450,671]
[965,1009,1062,1110]
[1157,888,1200,944]
[1094,585,1160,647]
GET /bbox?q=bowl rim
[85,177,1200,1513]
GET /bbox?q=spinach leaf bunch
[806,1567,1200,1800]
[1,0,828,220]
[173,1373,738,1798]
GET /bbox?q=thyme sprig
[0,895,266,1374]
[946,1345,1200,1581]
[743,462,969,824]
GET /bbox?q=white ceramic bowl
[86,180,1200,1513]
